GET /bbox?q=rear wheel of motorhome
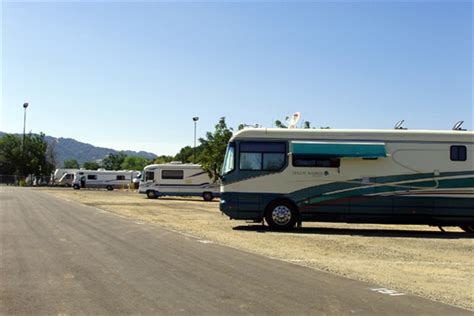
[106,185,113,191]
[73,184,80,190]
[202,192,213,201]
[146,190,157,199]
[460,225,474,233]
[265,200,298,230]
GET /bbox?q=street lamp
[192,117,199,163]
[22,102,29,149]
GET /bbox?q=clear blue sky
[1,1,472,155]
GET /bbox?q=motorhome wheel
[203,192,213,201]
[147,190,157,199]
[265,200,298,230]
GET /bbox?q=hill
[0,132,157,166]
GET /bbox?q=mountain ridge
[0,132,157,166]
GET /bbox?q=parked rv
[73,170,140,190]
[219,128,474,232]
[139,163,219,201]
[53,168,79,186]
[57,172,75,186]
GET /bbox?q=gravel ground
[40,188,473,310]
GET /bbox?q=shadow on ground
[233,225,473,239]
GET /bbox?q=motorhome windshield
[222,143,235,175]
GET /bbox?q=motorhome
[73,170,140,190]
[57,172,75,186]
[139,163,219,201]
[53,168,79,186]
[219,127,474,232]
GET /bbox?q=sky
[1,0,472,156]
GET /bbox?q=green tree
[102,152,126,170]
[174,146,195,163]
[0,134,21,175]
[0,133,55,178]
[63,159,80,169]
[303,121,311,129]
[153,155,174,164]
[121,156,150,171]
[198,117,233,181]
[83,161,100,170]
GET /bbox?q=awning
[291,141,387,158]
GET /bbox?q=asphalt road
[0,187,470,315]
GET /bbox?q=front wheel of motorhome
[73,184,80,190]
[265,200,298,230]
[146,190,157,199]
[460,225,474,233]
[106,185,114,191]
[202,192,213,201]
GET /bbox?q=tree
[153,155,174,164]
[174,146,196,163]
[0,132,55,178]
[0,134,21,175]
[121,156,150,171]
[198,117,233,181]
[63,159,80,169]
[303,121,311,129]
[83,161,100,170]
[102,152,126,170]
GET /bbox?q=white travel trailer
[53,168,79,186]
[139,163,219,201]
[73,170,140,190]
[219,127,474,232]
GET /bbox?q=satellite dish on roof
[452,121,465,131]
[394,120,406,130]
[288,112,301,129]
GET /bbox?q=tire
[460,225,474,233]
[73,184,80,190]
[203,192,213,201]
[106,185,113,191]
[147,190,157,199]
[265,200,298,230]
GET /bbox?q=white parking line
[370,288,405,296]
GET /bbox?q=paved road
[0,187,470,315]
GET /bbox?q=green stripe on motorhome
[291,141,387,158]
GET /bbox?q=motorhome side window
[450,145,467,161]
[239,142,286,171]
[145,171,154,181]
[162,170,184,180]
[116,175,125,180]
[87,175,97,180]
[293,155,341,168]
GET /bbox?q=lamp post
[192,116,199,163]
[22,102,29,149]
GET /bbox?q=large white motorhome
[219,127,474,232]
[73,170,140,190]
[53,168,79,186]
[139,163,219,201]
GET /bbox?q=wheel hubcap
[272,205,291,226]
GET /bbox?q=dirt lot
[40,188,473,310]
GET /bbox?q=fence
[0,175,53,186]
[0,175,20,186]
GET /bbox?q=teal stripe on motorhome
[291,142,387,158]
[290,172,474,205]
